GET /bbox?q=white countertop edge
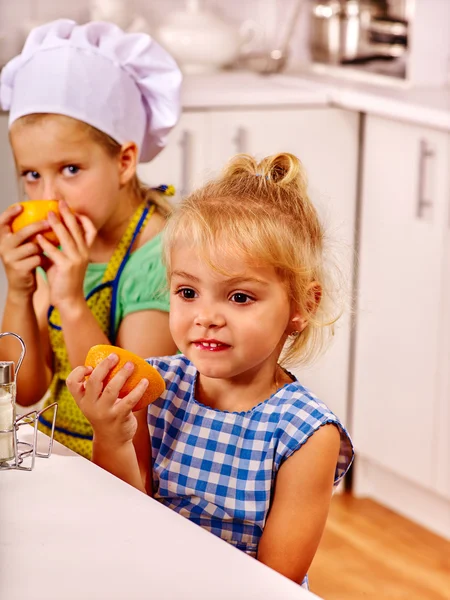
[180,70,450,132]
[328,88,450,131]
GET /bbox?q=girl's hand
[0,204,51,298]
[66,353,150,447]
[36,200,97,309]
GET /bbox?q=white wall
[0,115,19,320]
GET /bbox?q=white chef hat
[0,19,182,162]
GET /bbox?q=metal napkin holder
[0,331,58,471]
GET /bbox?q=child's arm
[66,354,152,494]
[116,310,178,359]
[36,205,112,368]
[0,206,53,405]
[257,424,340,584]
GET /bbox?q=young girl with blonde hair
[67,152,354,588]
[0,19,182,457]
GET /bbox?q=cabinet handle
[179,130,192,197]
[416,139,435,220]
[232,127,248,154]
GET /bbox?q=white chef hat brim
[0,19,182,163]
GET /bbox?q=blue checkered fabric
[147,354,354,590]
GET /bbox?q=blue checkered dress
[147,355,354,589]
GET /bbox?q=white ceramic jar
[156,0,241,74]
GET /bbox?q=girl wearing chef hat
[0,19,182,458]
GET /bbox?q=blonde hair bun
[220,153,309,206]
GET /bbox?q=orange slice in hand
[11,200,60,245]
[84,345,166,411]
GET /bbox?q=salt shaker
[0,362,15,461]
[0,332,26,463]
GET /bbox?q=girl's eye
[230,292,253,304]
[22,171,40,182]
[176,287,197,300]
[62,165,80,176]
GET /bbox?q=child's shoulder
[274,379,354,480]
[276,379,337,423]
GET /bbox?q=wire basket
[0,331,58,471]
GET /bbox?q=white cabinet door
[353,116,449,492]
[436,199,450,499]
[208,108,359,421]
[137,112,209,204]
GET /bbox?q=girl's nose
[194,307,226,329]
[42,179,62,201]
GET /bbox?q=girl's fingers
[0,204,22,229]
[36,234,64,265]
[59,201,86,252]
[116,378,149,415]
[7,241,42,261]
[14,255,42,272]
[2,220,51,249]
[99,361,137,408]
[47,210,77,255]
[77,214,97,248]
[66,366,93,402]
[84,354,120,400]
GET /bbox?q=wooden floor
[308,494,450,600]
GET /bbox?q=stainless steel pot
[309,0,404,65]
[309,0,342,64]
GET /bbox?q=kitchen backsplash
[0,0,310,67]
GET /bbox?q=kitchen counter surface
[181,68,450,132]
[1,67,448,131]
[0,430,320,600]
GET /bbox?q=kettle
[155,0,241,74]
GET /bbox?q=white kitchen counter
[2,67,448,132]
[181,71,330,108]
[181,69,450,132]
[0,430,321,600]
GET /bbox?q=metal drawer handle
[179,130,193,198]
[416,139,435,220]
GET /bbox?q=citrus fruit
[84,345,165,411]
[11,200,60,244]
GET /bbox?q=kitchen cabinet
[352,114,450,536]
[138,111,210,202]
[139,107,359,422]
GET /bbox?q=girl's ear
[289,282,322,335]
[117,141,138,186]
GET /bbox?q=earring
[289,330,300,338]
